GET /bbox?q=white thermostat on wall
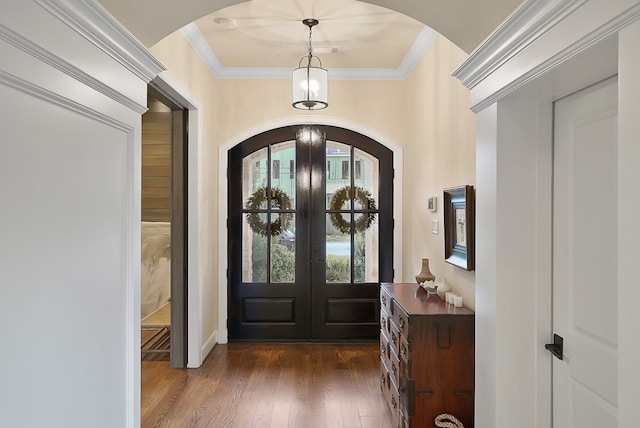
[428,196,437,212]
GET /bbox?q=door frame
[144,85,188,367]
[226,125,394,341]
[149,73,204,367]
[475,37,619,427]
[217,117,404,344]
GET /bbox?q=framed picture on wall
[443,185,475,271]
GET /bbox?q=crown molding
[398,27,439,78]
[35,0,165,82]
[468,2,640,113]
[181,23,437,81]
[0,23,147,114]
[452,0,587,89]
[0,68,133,131]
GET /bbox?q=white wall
[0,83,134,428]
[0,1,163,427]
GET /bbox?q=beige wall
[402,37,477,308]
[150,30,476,346]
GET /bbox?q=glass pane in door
[242,214,267,283]
[270,142,296,283]
[325,143,380,284]
[354,148,379,283]
[326,142,351,283]
[326,212,351,283]
[242,147,267,283]
[241,142,296,284]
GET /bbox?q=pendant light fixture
[292,18,328,110]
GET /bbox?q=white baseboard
[186,329,216,368]
[200,330,217,363]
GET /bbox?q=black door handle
[545,334,564,360]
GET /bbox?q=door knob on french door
[545,334,564,360]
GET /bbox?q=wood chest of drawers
[380,283,475,428]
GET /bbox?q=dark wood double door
[228,125,393,341]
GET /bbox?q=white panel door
[552,77,618,427]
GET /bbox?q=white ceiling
[183,0,436,80]
[98,0,525,79]
[98,0,524,55]
[194,0,427,70]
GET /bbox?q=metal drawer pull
[399,317,405,328]
[401,344,407,355]
[391,397,397,409]
[381,374,386,385]
[381,344,386,355]
[392,363,397,374]
[391,333,397,344]
[381,295,386,306]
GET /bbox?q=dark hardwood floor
[141,343,393,428]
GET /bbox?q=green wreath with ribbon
[245,187,293,237]
[329,185,377,234]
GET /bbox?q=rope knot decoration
[434,413,465,428]
[328,185,377,234]
[245,187,293,237]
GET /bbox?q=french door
[228,125,393,341]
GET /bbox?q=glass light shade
[292,65,328,110]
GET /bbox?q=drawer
[399,334,410,364]
[380,357,391,396]
[388,342,400,387]
[380,328,391,367]
[388,317,401,356]
[388,375,400,423]
[381,357,400,421]
[380,307,391,336]
[392,304,409,337]
[380,287,400,318]
[380,288,392,314]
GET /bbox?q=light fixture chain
[307,24,313,65]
